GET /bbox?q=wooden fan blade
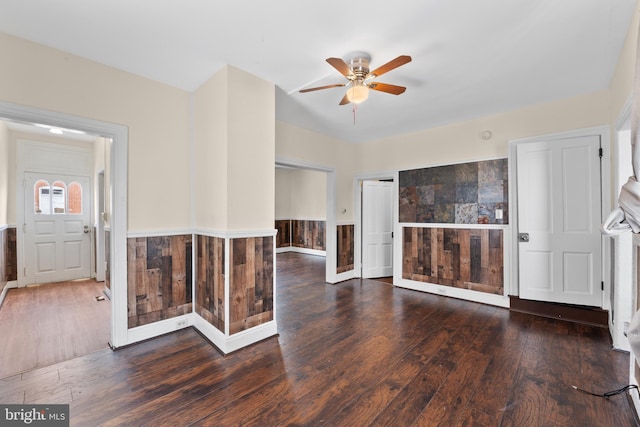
[326,57,354,78]
[368,55,412,78]
[339,94,350,105]
[368,82,407,95]
[299,83,346,93]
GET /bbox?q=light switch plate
[495,209,503,219]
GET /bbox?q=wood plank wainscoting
[337,223,355,274]
[291,219,325,251]
[276,219,326,253]
[192,233,276,353]
[402,226,503,295]
[229,236,274,334]
[195,235,225,332]
[104,229,110,293]
[0,227,8,293]
[127,235,193,328]
[275,219,290,248]
[1,226,17,285]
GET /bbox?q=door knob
[518,233,529,242]
[84,225,91,234]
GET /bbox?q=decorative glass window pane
[51,181,67,214]
[34,179,49,214]
[68,182,82,214]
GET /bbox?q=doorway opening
[275,159,337,283]
[0,120,112,377]
[354,172,396,282]
[0,101,129,374]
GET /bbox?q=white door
[517,135,602,306]
[24,172,92,285]
[362,180,394,278]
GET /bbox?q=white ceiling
[0,1,636,143]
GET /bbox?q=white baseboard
[395,278,509,308]
[0,281,18,309]
[192,314,278,354]
[277,247,326,257]
[329,269,356,284]
[126,313,193,345]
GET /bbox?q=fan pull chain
[353,103,358,125]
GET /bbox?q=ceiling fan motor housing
[346,54,371,80]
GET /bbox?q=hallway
[0,279,110,378]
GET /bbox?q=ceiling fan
[299,52,412,105]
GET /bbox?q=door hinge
[391,231,394,238]
[601,281,604,291]
[598,147,603,158]
[23,267,27,277]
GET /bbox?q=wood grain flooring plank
[1,253,634,426]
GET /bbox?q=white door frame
[96,170,106,284]
[275,157,337,283]
[508,125,611,306]
[611,96,633,350]
[0,101,129,348]
[353,170,398,279]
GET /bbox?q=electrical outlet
[175,319,188,329]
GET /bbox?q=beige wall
[290,169,326,220]
[356,90,609,174]
[226,66,275,231]
[275,121,357,222]
[2,10,638,233]
[608,2,639,205]
[0,121,7,225]
[275,168,327,220]
[193,65,275,231]
[275,168,291,219]
[193,66,229,230]
[0,32,191,232]
[610,2,639,125]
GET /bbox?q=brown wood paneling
[127,234,193,328]
[6,227,17,281]
[336,224,354,273]
[195,235,225,331]
[275,220,291,248]
[291,220,326,251]
[229,236,274,335]
[0,227,6,291]
[402,226,503,295]
[105,230,110,290]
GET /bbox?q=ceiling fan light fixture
[346,83,369,104]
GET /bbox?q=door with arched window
[24,172,91,284]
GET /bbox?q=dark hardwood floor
[0,279,110,378]
[0,253,636,426]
